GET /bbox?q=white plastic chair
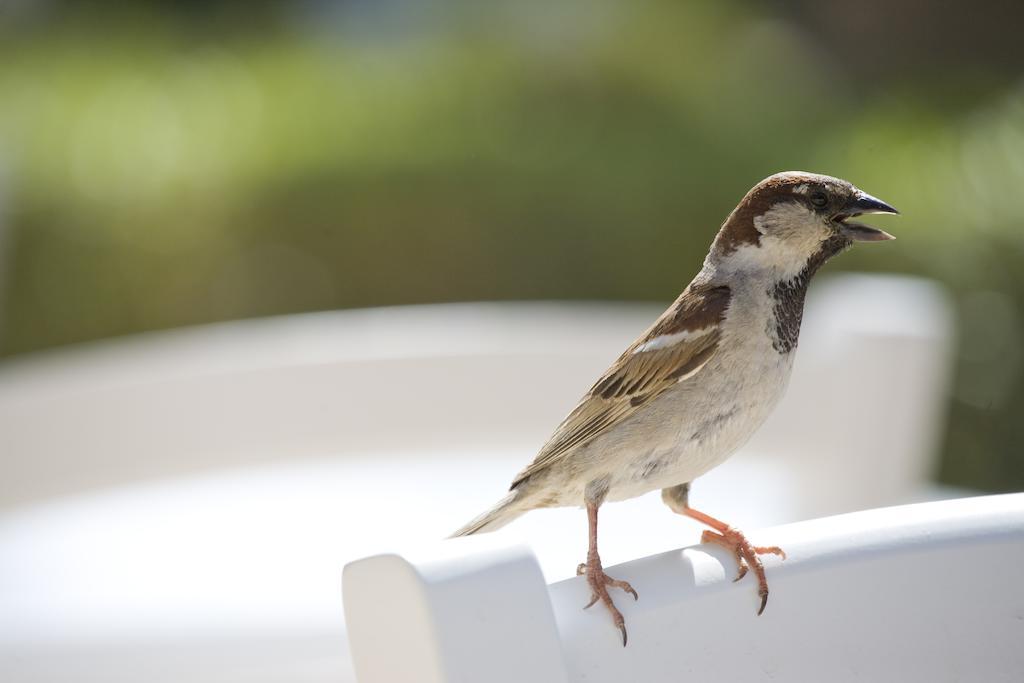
[344,494,1024,683]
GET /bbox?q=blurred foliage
[1,0,1023,491]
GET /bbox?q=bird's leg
[575,502,638,646]
[662,483,785,615]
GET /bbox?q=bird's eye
[810,191,829,208]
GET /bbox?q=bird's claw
[577,563,639,601]
[577,560,638,646]
[700,528,784,615]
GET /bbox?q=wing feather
[511,284,731,489]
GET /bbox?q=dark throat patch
[768,234,851,353]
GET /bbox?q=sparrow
[452,172,898,645]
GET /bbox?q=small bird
[453,172,898,645]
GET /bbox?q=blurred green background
[1,0,1023,491]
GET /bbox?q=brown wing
[511,284,731,489]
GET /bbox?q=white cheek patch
[758,201,822,238]
[719,201,832,280]
[633,327,714,354]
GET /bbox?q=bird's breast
[606,287,797,499]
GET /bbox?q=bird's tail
[450,489,528,537]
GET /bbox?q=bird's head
[709,171,898,279]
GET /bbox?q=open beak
[834,191,899,242]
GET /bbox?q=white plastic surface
[344,494,1024,682]
[344,537,568,683]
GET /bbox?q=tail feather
[450,490,527,537]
